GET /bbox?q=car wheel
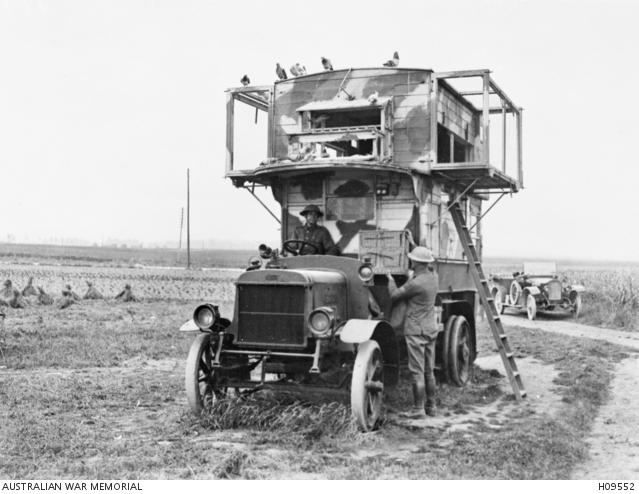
[448,316,472,386]
[351,340,384,432]
[492,287,505,314]
[526,294,537,321]
[440,315,457,383]
[573,293,582,318]
[185,333,220,413]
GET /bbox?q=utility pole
[177,207,184,264]
[187,168,191,269]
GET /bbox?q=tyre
[448,315,472,386]
[510,281,523,306]
[185,333,219,413]
[440,315,457,383]
[526,294,537,321]
[573,293,582,318]
[492,287,505,314]
[351,340,384,432]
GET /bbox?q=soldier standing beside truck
[387,246,439,418]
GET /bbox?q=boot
[401,382,427,419]
[425,371,437,417]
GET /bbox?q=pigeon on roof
[290,64,299,77]
[240,74,250,86]
[321,57,333,71]
[275,63,287,80]
[295,63,307,76]
[383,51,400,67]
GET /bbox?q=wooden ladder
[448,198,527,402]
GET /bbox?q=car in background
[489,262,585,320]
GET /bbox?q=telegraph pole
[186,168,191,269]
[177,207,184,264]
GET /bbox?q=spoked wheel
[448,316,472,386]
[526,294,537,321]
[185,333,223,413]
[351,340,384,432]
[492,287,505,314]
[572,293,582,318]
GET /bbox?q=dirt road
[501,314,639,479]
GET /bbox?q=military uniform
[388,246,439,417]
[293,224,338,255]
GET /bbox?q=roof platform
[430,162,519,193]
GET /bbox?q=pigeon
[22,277,38,297]
[115,284,138,302]
[295,63,307,76]
[275,63,287,80]
[83,281,104,300]
[240,74,250,86]
[321,57,333,71]
[383,51,400,67]
[367,91,379,104]
[290,64,299,77]
[37,287,54,306]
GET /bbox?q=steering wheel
[283,239,320,256]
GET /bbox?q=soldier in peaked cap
[387,246,439,419]
[291,204,339,256]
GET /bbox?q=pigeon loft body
[225,67,523,267]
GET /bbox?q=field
[0,244,637,478]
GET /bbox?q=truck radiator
[546,280,562,301]
[236,284,306,347]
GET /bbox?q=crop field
[0,247,637,478]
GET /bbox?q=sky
[1,0,638,261]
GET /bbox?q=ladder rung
[492,315,500,321]
[499,334,507,339]
[511,371,519,377]
[519,390,527,397]
[505,352,514,358]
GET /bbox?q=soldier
[387,246,440,418]
[22,277,38,297]
[37,287,54,306]
[115,284,138,302]
[83,281,104,300]
[62,284,81,301]
[292,204,339,255]
[9,289,28,309]
[1,280,13,300]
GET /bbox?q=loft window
[437,124,472,163]
[289,98,392,160]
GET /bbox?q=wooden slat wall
[272,68,433,168]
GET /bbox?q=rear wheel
[492,287,505,314]
[526,294,537,321]
[185,333,222,413]
[448,316,471,386]
[573,293,582,318]
[351,340,384,432]
[440,315,457,383]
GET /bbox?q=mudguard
[338,319,399,386]
[179,319,199,332]
[525,286,541,296]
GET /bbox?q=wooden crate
[358,230,409,274]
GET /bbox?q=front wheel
[185,333,220,413]
[492,287,505,314]
[351,340,384,432]
[526,294,537,321]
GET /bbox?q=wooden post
[482,72,490,165]
[187,168,191,269]
[516,109,523,187]
[226,92,234,173]
[177,207,184,264]
[430,76,438,164]
[501,105,506,173]
[449,132,455,163]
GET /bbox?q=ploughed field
[0,250,637,478]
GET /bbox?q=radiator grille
[546,280,562,301]
[237,285,306,347]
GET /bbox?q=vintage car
[490,262,585,320]
[179,242,477,432]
